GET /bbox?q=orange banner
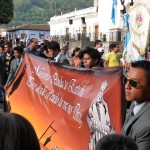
[6,53,126,150]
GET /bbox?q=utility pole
[55,1,57,16]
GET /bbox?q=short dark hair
[29,38,37,44]
[71,47,81,57]
[131,60,150,85]
[96,134,138,150]
[13,46,24,53]
[47,41,60,51]
[16,38,20,43]
[84,47,101,65]
[4,42,12,48]
[0,113,40,150]
[74,47,81,52]
[109,43,119,50]
[95,40,102,46]
[78,50,84,59]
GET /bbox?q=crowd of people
[0,37,150,150]
[0,38,150,87]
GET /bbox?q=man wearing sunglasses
[122,60,150,150]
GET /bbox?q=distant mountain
[6,0,93,27]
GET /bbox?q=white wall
[48,7,98,40]
[15,30,50,39]
[98,0,125,32]
[48,0,126,41]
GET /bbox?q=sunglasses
[123,76,140,88]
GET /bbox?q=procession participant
[122,60,150,150]
[1,42,15,85]
[5,46,24,88]
[104,43,121,67]
[83,47,101,69]
[0,113,40,150]
[47,41,69,65]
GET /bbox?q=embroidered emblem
[136,14,142,28]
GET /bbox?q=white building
[48,0,124,42]
[0,28,7,37]
[7,24,50,41]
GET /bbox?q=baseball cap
[98,47,104,53]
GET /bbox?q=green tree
[2,0,93,26]
[0,0,14,24]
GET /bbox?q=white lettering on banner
[26,74,83,124]
[48,91,60,104]
[68,79,86,97]
[31,65,87,97]
[67,105,74,115]
[73,103,82,124]
[26,76,37,90]
[32,65,52,82]
[53,73,65,88]
[53,73,86,97]
[35,83,47,96]
[57,98,64,107]
[62,101,69,111]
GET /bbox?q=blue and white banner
[122,0,150,62]
[111,0,117,25]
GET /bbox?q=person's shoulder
[110,51,116,54]
[69,56,74,61]
[10,55,15,61]
[61,56,69,64]
[133,104,150,129]
[9,59,17,68]
[25,46,31,52]
[141,105,150,119]
[117,52,122,56]
[106,52,111,56]
[60,54,67,59]
[105,52,111,59]
[135,123,150,139]
[11,58,17,63]
[1,52,6,57]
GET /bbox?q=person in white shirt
[94,40,103,50]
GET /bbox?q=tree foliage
[0,0,14,24]
[7,0,93,26]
